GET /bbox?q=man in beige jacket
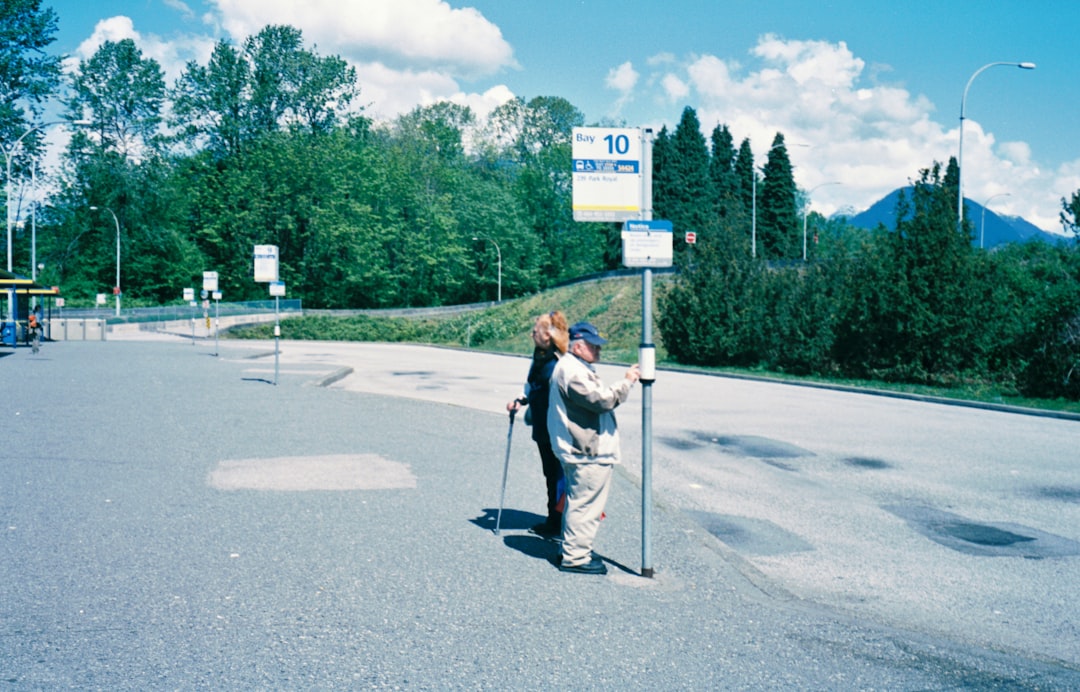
[548,322,640,574]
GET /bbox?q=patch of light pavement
[208,454,417,491]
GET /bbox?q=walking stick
[495,408,516,535]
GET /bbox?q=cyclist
[27,308,42,353]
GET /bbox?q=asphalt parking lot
[2,337,1077,688]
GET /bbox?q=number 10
[604,133,631,155]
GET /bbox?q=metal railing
[54,300,303,324]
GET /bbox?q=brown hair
[536,310,569,355]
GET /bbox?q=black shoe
[558,556,607,575]
[529,521,560,538]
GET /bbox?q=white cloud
[163,0,196,21]
[605,62,638,93]
[661,73,690,102]
[209,0,516,78]
[614,34,1070,231]
[66,15,215,83]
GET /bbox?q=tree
[835,160,976,382]
[66,39,165,159]
[479,95,594,283]
[171,40,251,156]
[1061,190,1080,237]
[0,0,61,140]
[660,106,711,236]
[1,0,62,247]
[758,133,798,260]
[708,124,738,215]
[244,25,357,138]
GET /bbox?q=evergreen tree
[651,125,673,221]
[1061,190,1080,237]
[758,133,798,260]
[733,138,755,255]
[708,124,738,217]
[664,106,711,236]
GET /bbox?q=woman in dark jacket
[507,310,569,537]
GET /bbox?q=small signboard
[269,281,286,297]
[203,271,219,292]
[685,231,697,244]
[183,287,195,302]
[253,245,279,283]
[621,220,674,268]
[96,293,107,306]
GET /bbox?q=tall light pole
[4,120,89,272]
[4,119,89,337]
[472,235,502,302]
[802,181,840,261]
[90,206,121,316]
[957,61,1035,230]
[980,192,1011,250]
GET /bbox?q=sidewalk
[1,339,1076,688]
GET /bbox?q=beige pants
[560,462,613,566]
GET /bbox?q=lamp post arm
[957,62,1035,229]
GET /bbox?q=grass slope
[227,276,1080,416]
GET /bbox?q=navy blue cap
[569,321,607,346]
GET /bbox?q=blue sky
[47,0,1080,232]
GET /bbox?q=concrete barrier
[48,319,107,341]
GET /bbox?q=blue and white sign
[621,219,673,268]
[572,127,643,222]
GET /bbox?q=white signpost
[572,127,643,222]
[203,272,220,356]
[253,245,283,384]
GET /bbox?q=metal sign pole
[274,295,280,386]
[214,295,220,356]
[640,127,655,579]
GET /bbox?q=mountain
[843,187,1069,249]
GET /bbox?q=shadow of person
[503,534,560,563]
[469,508,545,534]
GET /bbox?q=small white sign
[183,287,195,302]
[96,293,107,306]
[621,220,674,268]
[202,271,219,292]
[269,281,286,297]
[212,291,222,301]
[253,245,279,283]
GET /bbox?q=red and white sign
[685,232,697,244]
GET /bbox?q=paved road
[2,336,1078,688]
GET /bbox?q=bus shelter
[1,270,60,347]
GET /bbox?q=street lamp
[957,61,1035,229]
[472,235,502,302]
[90,206,121,316]
[4,120,90,272]
[979,192,1011,250]
[802,181,840,261]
